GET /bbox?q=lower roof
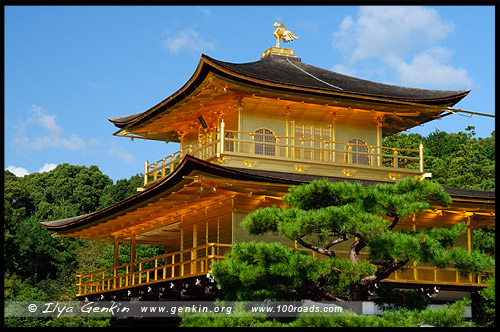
[41,155,495,233]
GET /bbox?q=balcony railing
[76,243,231,297]
[76,243,492,297]
[294,248,493,287]
[143,126,424,186]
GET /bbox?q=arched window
[349,138,369,165]
[225,132,234,152]
[255,129,276,156]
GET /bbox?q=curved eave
[108,54,469,131]
[40,155,300,234]
[41,154,494,236]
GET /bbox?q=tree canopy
[383,126,495,190]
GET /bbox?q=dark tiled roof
[207,54,470,104]
[108,53,469,127]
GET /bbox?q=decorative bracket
[294,164,310,173]
[342,169,358,177]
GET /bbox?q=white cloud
[38,163,58,173]
[108,147,135,164]
[333,6,454,62]
[28,105,62,136]
[331,6,470,88]
[163,28,215,54]
[11,105,86,153]
[6,163,58,177]
[391,48,472,87]
[6,166,29,177]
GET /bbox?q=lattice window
[255,128,276,156]
[349,138,369,165]
[225,132,234,152]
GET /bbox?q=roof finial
[273,22,299,48]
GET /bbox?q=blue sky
[4,5,495,182]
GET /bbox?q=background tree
[383,127,495,190]
[4,165,145,327]
[212,177,494,302]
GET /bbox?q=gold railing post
[171,255,175,278]
[419,143,424,172]
[220,119,225,155]
[154,258,158,281]
[76,275,82,296]
[144,160,149,186]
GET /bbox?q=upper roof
[108,52,469,131]
[207,54,469,104]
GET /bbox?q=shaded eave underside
[41,155,494,234]
[108,54,469,130]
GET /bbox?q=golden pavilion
[41,26,494,305]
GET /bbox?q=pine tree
[212,177,494,301]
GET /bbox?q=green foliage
[475,275,495,327]
[45,316,110,327]
[181,299,474,327]
[473,226,495,258]
[383,127,495,190]
[212,241,374,301]
[3,165,146,328]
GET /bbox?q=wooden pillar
[238,103,243,153]
[192,224,198,274]
[130,233,136,285]
[467,213,473,283]
[220,119,225,155]
[467,214,473,252]
[330,110,338,163]
[419,143,424,172]
[375,116,383,167]
[113,237,119,289]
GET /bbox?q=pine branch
[388,214,400,231]
[296,237,336,257]
[326,235,348,249]
[359,259,409,285]
[349,237,367,263]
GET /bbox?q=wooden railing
[294,247,493,287]
[76,243,231,297]
[77,243,491,297]
[143,127,424,185]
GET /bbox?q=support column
[330,110,339,163]
[130,233,136,285]
[113,236,119,289]
[467,214,473,252]
[374,115,384,167]
[285,107,291,158]
[192,224,198,274]
[467,213,473,283]
[220,119,225,155]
